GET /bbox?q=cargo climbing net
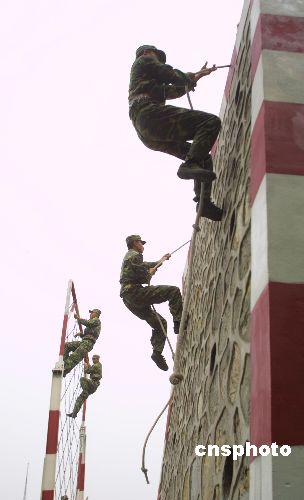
[41,281,87,500]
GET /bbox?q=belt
[129,94,151,108]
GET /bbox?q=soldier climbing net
[41,280,87,500]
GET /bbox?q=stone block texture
[158,3,252,499]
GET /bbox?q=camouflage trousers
[122,284,182,353]
[130,101,221,164]
[72,377,100,416]
[63,339,95,375]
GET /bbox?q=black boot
[67,412,77,418]
[199,199,223,221]
[173,321,180,335]
[177,160,216,181]
[193,156,223,221]
[151,351,168,371]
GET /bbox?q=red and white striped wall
[249,0,304,498]
[40,280,72,500]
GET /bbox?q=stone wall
[158,4,252,500]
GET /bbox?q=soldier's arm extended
[78,317,100,328]
[143,56,195,88]
[143,260,161,268]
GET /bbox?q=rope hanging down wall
[141,88,208,483]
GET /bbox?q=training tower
[157,0,304,499]
[41,280,88,500]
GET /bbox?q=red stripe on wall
[250,285,272,454]
[251,101,304,202]
[269,282,304,444]
[250,282,304,458]
[46,410,60,454]
[251,14,304,78]
[41,491,54,500]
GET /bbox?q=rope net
[55,299,85,500]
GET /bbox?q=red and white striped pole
[40,280,73,500]
[72,281,87,500]
[76,402,87,500]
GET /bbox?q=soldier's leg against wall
[136,285,183,322]
[123,298,166,353]
[193,155,214,201]
[64,341,81,362]
[140,136,191,161]
[64,339,94,374]
[134,104,221,163]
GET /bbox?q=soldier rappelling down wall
[129,45,223,221]
[120,235,183,371]
[67,354,102,418]
[63,309,101,376]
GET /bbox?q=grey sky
[1,0,244,498]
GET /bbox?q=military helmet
[126,234,146,248]
[136,45,166,64]
[89,308,101,316]
[92,354,100,359]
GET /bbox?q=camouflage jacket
[120,249,160,295]
[129,55,196,105]
[79,317,101,342]
[85,361,102,382]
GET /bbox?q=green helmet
[136,45,166,64]
[89,309,101,316]
[126,235,146,248]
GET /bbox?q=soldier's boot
[173,320,180,335]
[151,351,168,371]
[193,157,223,222]
[67,412,77,418]
[177,160,217,181]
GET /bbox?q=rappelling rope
[151,305,175,359]
[141,85,207,483]
[150,239,191,359]
[141,398,171,484]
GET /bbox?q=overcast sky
[1,1,244,498]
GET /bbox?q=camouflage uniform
[64,316,101,376]
[129,47,221,171]
[120,247,182,353]
[71,360,102,416]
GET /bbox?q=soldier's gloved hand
[149,267,157,276]
[74,313,80,320]
[194,62,217,81]
[74,332,81,338]
[160,253,171,262]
